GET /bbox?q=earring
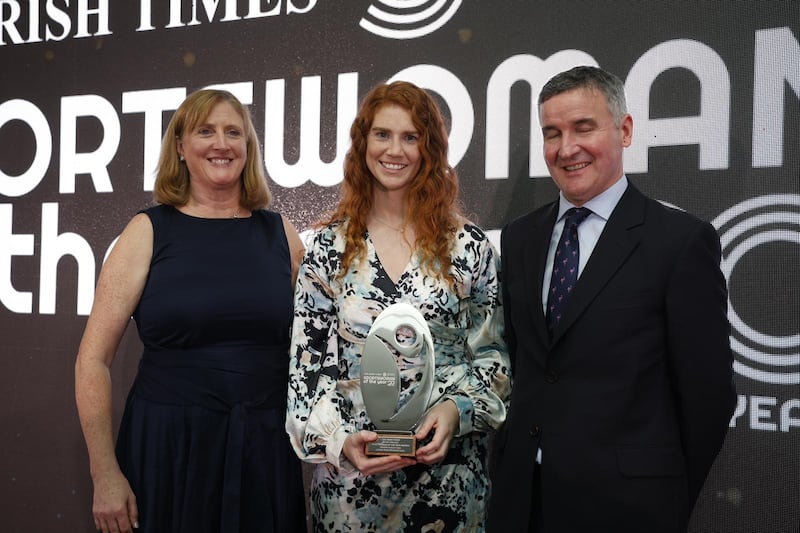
[179,155,185,161]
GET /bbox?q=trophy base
[365,430,417,457]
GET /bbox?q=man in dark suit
[488,66,736,533]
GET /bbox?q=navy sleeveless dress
[116,205,306,533]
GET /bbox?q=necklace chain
[371,215,406,232]
[181,203,241,219]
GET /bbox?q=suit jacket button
[545,371,558,383]
[529,426,540,437]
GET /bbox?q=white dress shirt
[541,176,629,313]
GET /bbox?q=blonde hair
[154,89,271,209]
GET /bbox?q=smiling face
[177,101,247,193]
[366,104,422,194]
[540,87,633,206]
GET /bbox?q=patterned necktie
[546,207,592,333]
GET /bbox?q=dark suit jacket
[488,184,736,533]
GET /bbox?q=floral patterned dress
[286,219,511,532]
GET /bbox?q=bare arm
[74,213,152,533]
[281,215,305,286]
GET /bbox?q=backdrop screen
[0,2,798,531]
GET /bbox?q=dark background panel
[0,2,798,531]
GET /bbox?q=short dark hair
[539,66,628,126]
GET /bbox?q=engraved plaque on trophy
[360,303,435,457]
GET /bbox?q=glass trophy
[360,303,435,457]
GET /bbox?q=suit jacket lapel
[550,185,646,343]
[524,203,558,351]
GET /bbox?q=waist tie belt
[133,347,289,533]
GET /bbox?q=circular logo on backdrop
[359,0,463,40]
[712,194,800,385]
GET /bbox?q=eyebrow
[541,117,598,132]
[195,121,242,130]
[573,117,597,127]
[371,126,419,135]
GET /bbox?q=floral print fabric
[287,219,511,532]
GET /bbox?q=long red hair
[323,81,463,283]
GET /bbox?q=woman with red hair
[287,81,511,531]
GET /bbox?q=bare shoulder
[280,214,304,249]
[126,211,154,238]
[280,214,306,282]
[110,212,153,263]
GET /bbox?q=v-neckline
[366,232,413,286]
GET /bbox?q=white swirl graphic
[359,0,462,40]
[713,194,800,385]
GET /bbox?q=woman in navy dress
[75,89,307,533]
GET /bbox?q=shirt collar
[557,175,628,222]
